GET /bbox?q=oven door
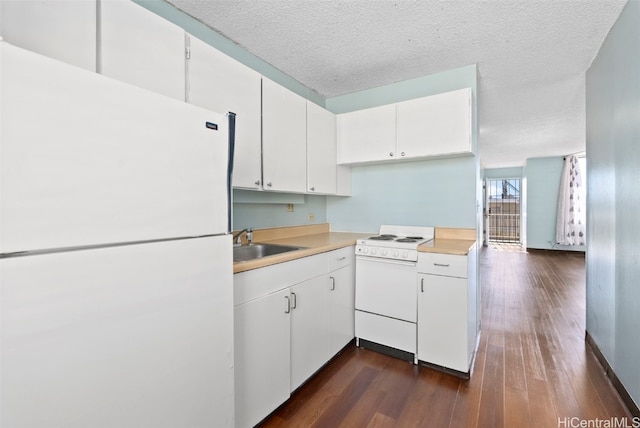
[355,255,417,322]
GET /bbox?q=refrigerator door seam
[0,234,228,259]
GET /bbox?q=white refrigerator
[0,42,236,427]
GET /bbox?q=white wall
[586,0,640,409]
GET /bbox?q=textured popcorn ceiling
[166,0,627,168]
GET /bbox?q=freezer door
[0,43,229,254]
[0,236,234,427]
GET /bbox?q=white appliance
[354,225,434,363]
[0,42,236,427]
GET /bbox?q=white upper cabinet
[186,35,262,189]
[306,101,337,194]
[337,104,397,164]
[397,87,472,158]
[262,78,307,193]
[0,0,96,71]
[337,88,473,165]
[99,0,185,101]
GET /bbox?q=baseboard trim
[585,331,640,418]
[526,248,586,256]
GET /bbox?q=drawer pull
[337,256,346,261]
[433,263,450,267]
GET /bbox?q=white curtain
[556,155,585,245]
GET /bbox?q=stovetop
[355,225,435,261]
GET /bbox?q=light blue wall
[325,64,477,114]
[326,65,480,234]
[586,0,640,409]
[233,194,327,230]
[328,157,477,232]
[524,157,562,249]
[524,157,586,251]
[132,0,324,106]
[484,167,523,179]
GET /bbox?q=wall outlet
[287,203,294,212]
[308,213,315,221]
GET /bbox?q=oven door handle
[355,255,416,267]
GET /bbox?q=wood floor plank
[259,248,633,427]
[309,366,378,428]
[476,342,504,428]
[448,335,486,428]
[366,412,396,428]
[526,377,560,428]
[504,386,531,428]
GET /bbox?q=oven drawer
[355,311,416,354]
[418,253,467,278]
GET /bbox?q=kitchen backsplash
[233,193,328,230]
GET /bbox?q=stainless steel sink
[233,243,306,262]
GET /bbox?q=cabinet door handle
[284,295,291,313]
[310,186,315,191]
[337,256,346,261]
[291,292,297,309]
[421,277,424,293]
[389,152,394,157]
[266,182,273,187]
[254,180,261,185]
[401,152,405,157]
[330,276,336,291]
[433,263,450,267]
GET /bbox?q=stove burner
[406,236,424,240]
[396,238,418,243]
[369,234,397,241]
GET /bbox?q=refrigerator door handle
[226,112,237,234]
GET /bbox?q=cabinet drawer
[234,253,327,306]
[418,253,467,278]
[328,246,355,271]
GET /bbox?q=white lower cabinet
[234,247,355,428]
[327,251,356,356]
[234,289,291,428]
[417,244,478,374]
[290,276,329,391]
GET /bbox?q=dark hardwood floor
[260,247,632,427]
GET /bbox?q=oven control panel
[355,245,418,262]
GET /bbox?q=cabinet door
[307,102,337,194]
[0,0,96,71]
[417,274,470,372]
[337,104,396,164]
[100,0,185,101]
[397,88,472,158]
[262,78,307,193]
[290,276,329,391]
[187,35,262,189]
[235,289,291,428]
[328,264,355,357]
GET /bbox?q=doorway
[485,178,521,244]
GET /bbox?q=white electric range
[354,225,434,363]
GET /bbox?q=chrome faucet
[233,227,254,245]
